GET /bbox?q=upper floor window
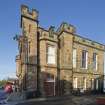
[73,49,77,68]
[81,50,88,69]
[16,60,19,75]
[29,24,31,33]
[47,46,56,64]
[19,42,22,53]
[27,42,31,54]
[93,53,98,70]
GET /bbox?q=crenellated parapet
[74,35,105,51]
[38,27,58,43]
[21,5,38,21]
[57,22,76,34]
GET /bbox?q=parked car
[4,84,13,93]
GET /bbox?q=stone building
[16,5,105,97]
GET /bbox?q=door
[44,73,55,96]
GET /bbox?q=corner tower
[21,5,38,92]
[57,22,76,94]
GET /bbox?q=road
[16,95,97,105]
[0,91,102,105]
[0,89,8,104]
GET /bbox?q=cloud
[0,72,17,80]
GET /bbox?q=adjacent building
[16,5,105,97]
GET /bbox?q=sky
[0,0,105,80]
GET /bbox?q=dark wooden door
[44,81,54,96]
[44,73,55,96]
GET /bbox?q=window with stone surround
[28,42,30,54]
[96,79,99,90]
[73,49,77,68]
[29,24,31,33]
[91,78,94,90]
[47,46,56,64]
[81,50,88,69]
[73,77,78,89]
[83,77,86,90]
[93,53,98,71]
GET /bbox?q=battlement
[21,5,38,20]
[57,22,76,34]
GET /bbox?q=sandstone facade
[16,5,105,97]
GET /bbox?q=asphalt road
[16,95,97,105]
[17,100,74,105]
[0,89,9,104]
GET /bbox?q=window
[91,79,94,90]
[16,61,19,75]
[83,78,86,90]
[47,46,56,64]
[59,37,64,49]
[73,49,77,68]
[24,42,28,63]
[93,53,98,70]
[28,42,30,54]
[19,42,22,53]
[73,77,78,89]
[45,73,54,82]
[81,50,88,69]
[96,79,99,90]
[29,24,31,33]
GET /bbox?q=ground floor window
[96,79,99,90]
[83,78,86,90]
[91,78,94,90]
[73,77,78,89]
[103,79,105,92]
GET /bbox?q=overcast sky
[0,0,105,80]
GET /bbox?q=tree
[0,79,7,88]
